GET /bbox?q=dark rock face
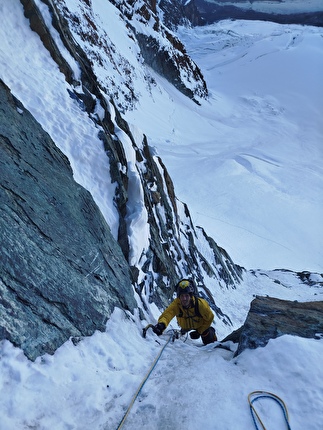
[0,80,136,360]
[134,32,208,102]
[223,296,323,356]
[159,0,204,29]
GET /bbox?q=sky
[0,0,323,429]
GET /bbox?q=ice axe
[142,323,155,338]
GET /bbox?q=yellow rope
[116,335,171,429]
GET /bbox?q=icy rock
[223,296,323,356]
[0,80,136,361]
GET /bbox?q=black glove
[153,323,166,336]
[190,330,200,339]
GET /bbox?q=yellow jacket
[158,296,214,334]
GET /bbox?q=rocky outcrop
[222,296,323,356]
[0,80,136,360]
[134,31,207,102]
[106,0,208,103]
[159,0,204,29]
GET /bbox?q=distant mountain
[193,0,323,26]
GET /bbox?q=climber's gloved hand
[152,323,166,336]
[190,330,200,339]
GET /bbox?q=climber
[152,279,217,345]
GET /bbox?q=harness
[178,296,202,319]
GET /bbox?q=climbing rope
[116,330,174,430]
[248,391,292,430]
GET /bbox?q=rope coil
[248,391,292,430]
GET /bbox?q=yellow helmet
[176,279,195,297]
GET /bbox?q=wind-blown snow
[0,0,323,429]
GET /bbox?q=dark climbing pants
[201,327,217,345]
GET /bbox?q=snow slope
[124,20,323,272]
[1,302,323,430]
